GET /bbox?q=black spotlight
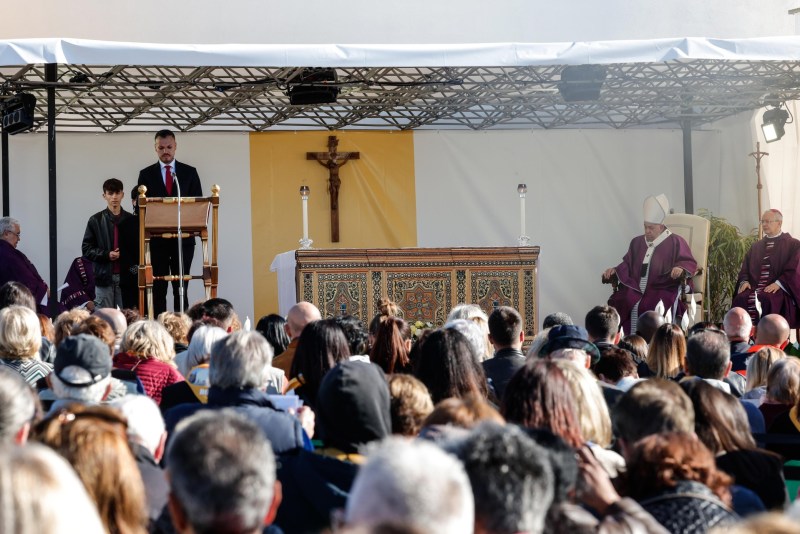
[287,68,339,106]
[558,65,607,102]
[761,107,790,143]
[1,93,36,135]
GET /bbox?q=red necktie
[165,165,173,196]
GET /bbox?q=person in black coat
[137,129,202,315]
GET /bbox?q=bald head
[286,302,322,339]
[636,311,665,343]
[755,314,790,348]
[723,307,752,342]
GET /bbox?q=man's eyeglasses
[3,230,20,238]
[761,219,779,224]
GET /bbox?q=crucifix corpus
[306,135,360,242]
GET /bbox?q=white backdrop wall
[413,128,749,328]
[2,0,796,44]
[1,132,255,321]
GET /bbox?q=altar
[273,247,540,339]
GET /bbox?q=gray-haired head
[451,422,553,534]
[109,395,165,458]
[0,366,36,444]
[183,325,228,375]
[447,304,488,324]
[0,217,20,236]
[209,330,273,390]
[345,437,474,534]
[445,319,487,359]
[166,410,279,534]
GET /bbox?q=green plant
[699,209,758,323]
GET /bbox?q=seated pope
[603,194,697,334]
[731,209,800,328]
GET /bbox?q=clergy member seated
[732,209,800,328]
[602,194,697,335]
[0,217,49,314]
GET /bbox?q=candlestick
[517,183,531,247]
[299,186,313,249]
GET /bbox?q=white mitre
[643,194,669,224]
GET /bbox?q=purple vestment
[731,232,800,327]
[0,240,48,313]
[59,257,96,311]
[608,232,697,334]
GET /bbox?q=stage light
[1,93,36,135]
[558,65,607,102]
[287,68,339,106]
[761,107,790,143]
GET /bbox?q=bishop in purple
[603,195,697,334]
[0,217,49,314]
[732,209,800,328]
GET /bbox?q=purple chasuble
[0,240,48,312]
[59,257,96,311]
[608,233,697,335]
[731,232,800,327]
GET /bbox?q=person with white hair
[160,324,229,411]
[0,216,49,314]
[0,443,106,534]
[163,330,310,455]
[344,437,474,534]
[602,194,697,334]
[450,422,553,534]
[0,305,51,386]
[166,410,282,534]
[447,304,492,361]
[110,395,169,526]
[0,365,37,444]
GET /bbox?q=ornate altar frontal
[295,247,539,339]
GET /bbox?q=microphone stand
[173,170,185,314]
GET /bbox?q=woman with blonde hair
[759,357,800,430]
[113,320,184,404]
[33,404,148,534]
[642,323,686,380]
[388,374,434,436]
[743,346,784,404]
[0,305,51,387]
[552,359,624,477]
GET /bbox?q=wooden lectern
[137,184,220,318]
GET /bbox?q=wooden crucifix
[306,135,360,242]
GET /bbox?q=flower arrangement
[409,320,434,342]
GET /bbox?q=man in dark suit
[137,129,203,315]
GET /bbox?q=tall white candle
[302,197,309,240]
[517,184,527,238]
[300,185,310,242]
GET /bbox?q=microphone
[173,169,185,314]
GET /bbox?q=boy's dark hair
[102,178,124,194]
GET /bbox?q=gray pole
[46,63,58,317]
[682,119,694,214]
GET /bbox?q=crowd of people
[2,276,800,534]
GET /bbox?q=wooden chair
[663,213,710,324]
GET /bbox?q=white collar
[160,160,176,170]
[765,231,783,239]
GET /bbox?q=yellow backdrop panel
[250,130,417,318]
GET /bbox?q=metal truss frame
[2,59,800,132]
